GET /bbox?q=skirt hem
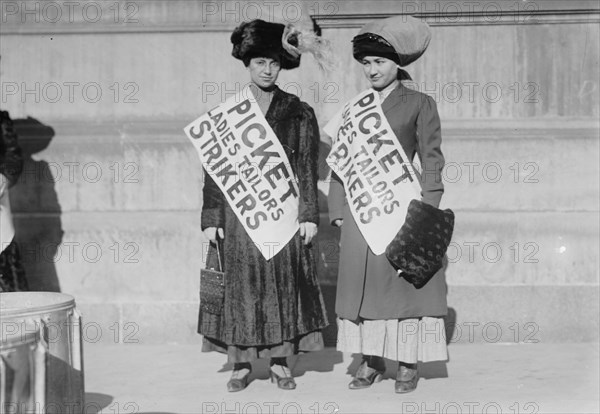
[201,329,325,363]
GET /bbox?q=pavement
[80,342,600,414]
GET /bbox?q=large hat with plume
[352,15,432,67]
[231,19,299,69]
[231,19,334,71]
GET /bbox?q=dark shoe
[348,359,385,390]
[270,365,296,390]
[395,363,418,393]
[227,364,251,392]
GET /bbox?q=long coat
[199,87,329,347]
[1,110,27,292]
[328,84,448,321]
[1,110,22,247]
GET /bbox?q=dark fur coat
[198,87,328,347]
[0,110,27,292]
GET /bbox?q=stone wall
[1,0,598,345]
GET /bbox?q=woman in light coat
[328,16,448,393]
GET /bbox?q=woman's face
[361,56,398,90]
[247,57,281,89]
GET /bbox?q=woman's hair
[397,68,412,81]
[242,53,281,67]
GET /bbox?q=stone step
[10,120,599,213]
[13,210,598,298]
[63,283,599,346]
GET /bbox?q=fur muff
[385,199,455,289]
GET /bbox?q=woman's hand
[299,222,317,245]
[333,219,343,228]
[203,227,224,243]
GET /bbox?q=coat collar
[381,83,418,114]
[265,86,302,124]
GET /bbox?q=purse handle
[214,240,223,272]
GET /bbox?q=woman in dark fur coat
[0,109,27,292]
[199,19,330,392]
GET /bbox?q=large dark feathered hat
[231,19,301,70]
[353,15,432,67]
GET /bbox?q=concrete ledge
[446,211,599,285]
[14,211,205,301]
[71,284,599,346]
[10,119,600,212]
[14,209,597,293]
[445,285,600,343]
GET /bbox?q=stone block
[446,285,600,343]
[67,284,599,345]
[14,212,205,302]
[120,301,203,345]
[446,211,599,285]
[75,302,122,346]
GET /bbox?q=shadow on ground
[84,392,113,413]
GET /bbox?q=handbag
[199,241,225,315]
[385,199,455,289]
